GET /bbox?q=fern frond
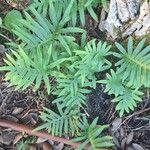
[114,37,150,87]
[98,68,144,116]
[53,74,91,108]
[16,137,36,150]
[112,87,143,117]
[30,0,98,26]
[70,117,113,150]
[78,0,98,26]
[35,105,81,137]
[0,45,65,94]
[98,69,125,96]
[74,39,112,86]
[12,1,85,54]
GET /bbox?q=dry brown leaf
[6,0,29,10]
[120,127,125,138]
[121,137,127,149]
[29,145,37,150]
[0,45,6,54]
[132,143,145,150]
[111,118,122,131]
[1,132,15,145]
[126,146,134,150]
[126,132,134,145]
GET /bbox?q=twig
[131,125,149,131]
[0,33,12,42]
[0,119,90,149]
[123,107,150,124]
[113,107,150,131]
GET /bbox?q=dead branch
[0,119,81,148]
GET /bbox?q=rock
[103,0,122,39]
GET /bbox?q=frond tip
[98,69,124,97]
[74,39,112,87]
[70,117,114,150]
[112,88,143,117]
[114,37,150,87]
[35,105,81,137]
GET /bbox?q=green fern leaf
[11,2,85,54]
[35,105,81,137]
[0,45,65,94]
[114,37,150,87]
[53,74,91,108]
[98,69,125,96]
[74,39,112,86]
[30,0,98,26]
[70,117,114,150]
[112,87,143,117]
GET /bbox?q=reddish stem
[0,119,80,148]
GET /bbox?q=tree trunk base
[99,0,150,40]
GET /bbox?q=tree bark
[99,0,150,40]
